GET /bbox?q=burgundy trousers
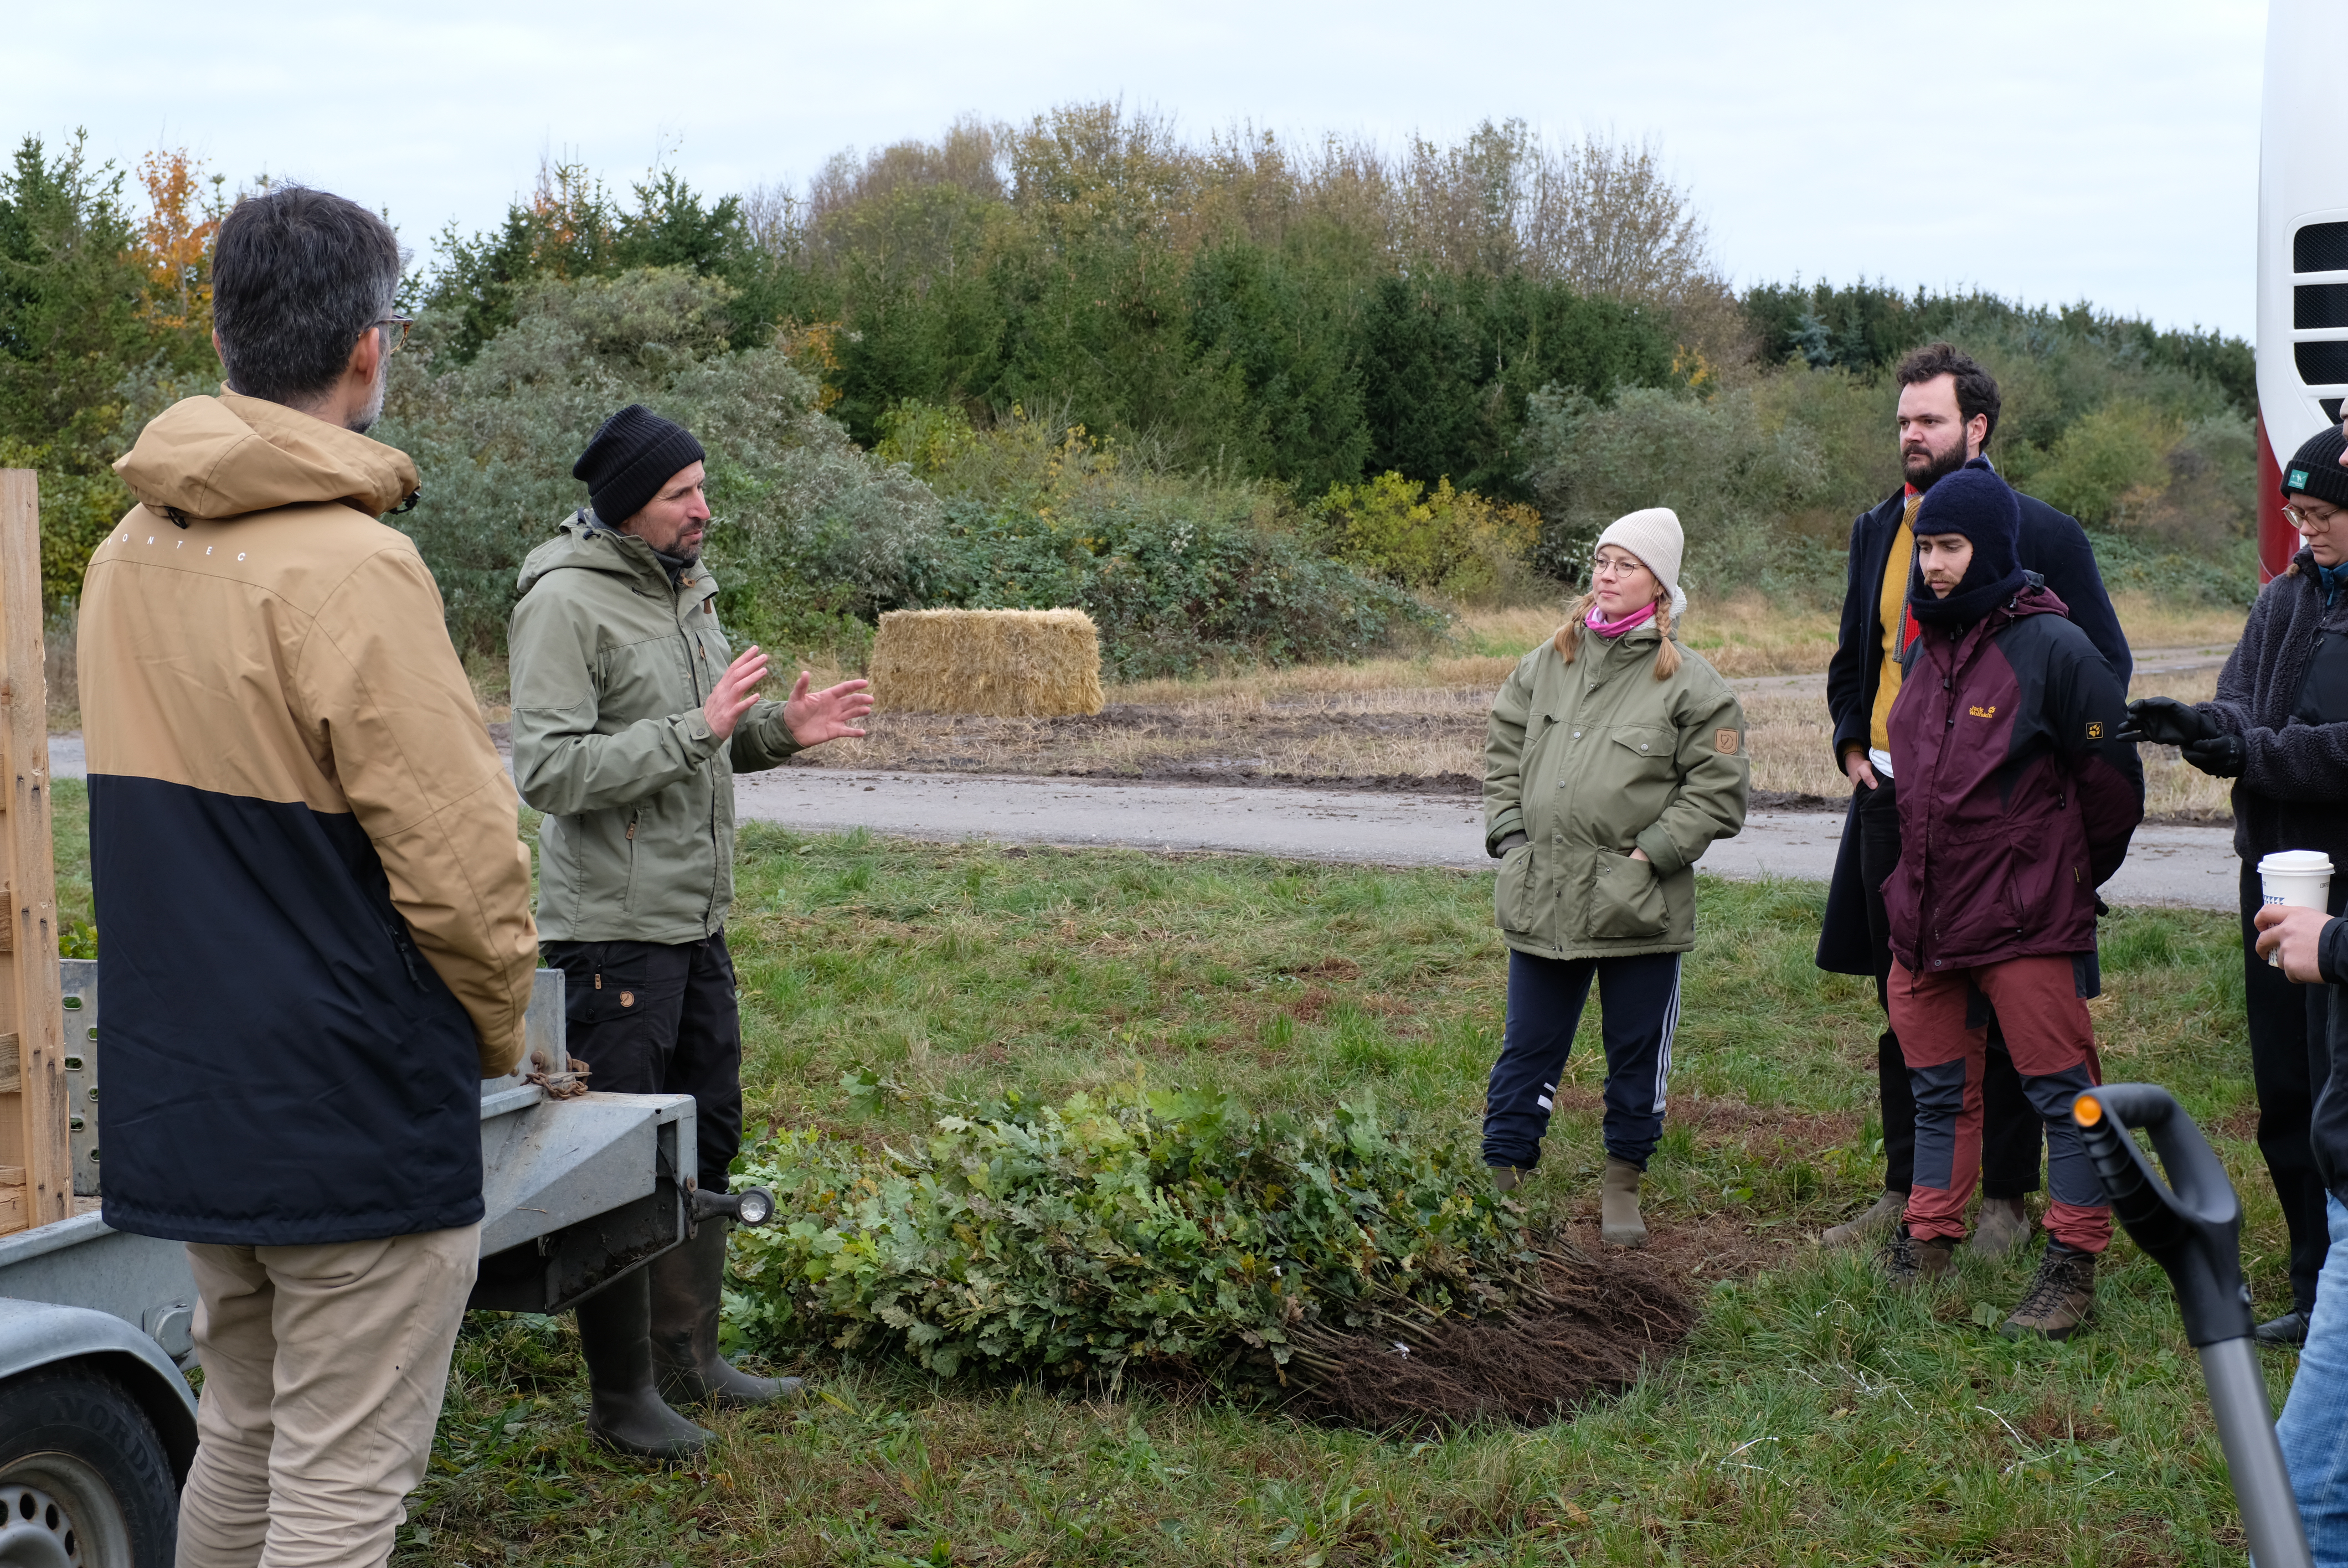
[1887,955,2112,1252]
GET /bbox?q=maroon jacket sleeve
[2045,628,2144,888]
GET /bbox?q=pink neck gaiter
[1586,600,1658,638]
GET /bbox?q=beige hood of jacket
[115,389,418,521]
[88,393,534,1074]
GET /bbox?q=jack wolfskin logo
[2087,721,2105,739]
[1968,704,1996,719]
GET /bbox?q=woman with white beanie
[1479,507,1750,1245]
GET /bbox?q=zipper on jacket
[383,917,425,990]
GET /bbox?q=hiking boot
[1878,1226,1955,1290]
[2001,1242,2098,1340]
[1973,1196,2032,1260]
[1490,1164,1525,1195]
[1600,1157,1647,1248]
[2254,1309,2312,1348]
[650,1219,806,1409]
[576,1270,715,1461]
[1821,1190,1906,1249]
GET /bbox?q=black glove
[2118,695,2218,747]
[1491,831,1531,858]
[2181,733,2244,778]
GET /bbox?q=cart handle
[2071,1084,2252,1348]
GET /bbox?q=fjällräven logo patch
[1715,728,1741,755]
[2087,721,2104,739]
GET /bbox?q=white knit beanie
[1594,507,1687,622]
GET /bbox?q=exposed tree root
[1285,1245,1695,1434]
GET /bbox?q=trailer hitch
[2074,1085,2311,1568]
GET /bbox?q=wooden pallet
[0,471,70,1235]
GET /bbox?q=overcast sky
[8,0,2265,336]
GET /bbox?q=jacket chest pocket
[693,623,729,686]
[1608,725,1676,778]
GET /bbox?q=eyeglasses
[2285,501,2340,532]
[372,315,414,354]
[1590,553,1650,579]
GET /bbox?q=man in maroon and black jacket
[1880,458,2143,1340]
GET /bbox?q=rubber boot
[650,1218,805,1409]
[575,1269,714,1460]
[1490,1164,1525,1195]
[1971,1195,2031,1259]
[1821,1191,1905,1249]
[1600,1157,1647,1248]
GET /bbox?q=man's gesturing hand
[703,646,771,740]
[782,671,875,747]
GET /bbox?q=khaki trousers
[176,1224,480,1568]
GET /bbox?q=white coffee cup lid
[2261,849,2336,876]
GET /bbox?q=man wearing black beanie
[1817,343,2133,1258]
[1875,458,2143,1340]
[507,404,876,1457]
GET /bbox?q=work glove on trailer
[2117,695,2220,747]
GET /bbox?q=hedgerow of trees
[0,105,2263,677]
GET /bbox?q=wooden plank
[0,1032,17,1094]
[0,470,66,1235]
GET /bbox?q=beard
[1902,430,1970,491]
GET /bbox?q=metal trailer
[0,963,755,1568]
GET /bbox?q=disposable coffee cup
[2259,849,2335,966]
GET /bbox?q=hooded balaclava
[1907,457,2027,627]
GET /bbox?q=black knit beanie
[2282,425,2348,510]
[1909,457,2030,627]
[572,405,706,528]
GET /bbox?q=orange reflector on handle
[2074,1094,2103,1127]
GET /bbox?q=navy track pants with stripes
[1482,947,1681,1173]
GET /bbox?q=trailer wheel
[0,1366,178,1568]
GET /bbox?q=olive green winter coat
[1482,620,1749,959]
[509,514,802,943]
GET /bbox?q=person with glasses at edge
[2126,424,2348,1348]
[83,187,537,1566]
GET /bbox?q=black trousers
[1856,776,2042,1197]
[542,931,743,1194]
[2241,860,2336,1315]
[1483,948,1681,1172]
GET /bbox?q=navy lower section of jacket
[89,774,486,1246]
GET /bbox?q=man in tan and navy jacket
[82,186,535,1567]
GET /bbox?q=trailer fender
[0,1297,198,1483]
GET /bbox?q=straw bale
[870,608,1105,717]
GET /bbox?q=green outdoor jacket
[1482,621,1750,959]
[509,514,802,943]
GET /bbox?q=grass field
[71,796,2249,1568]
